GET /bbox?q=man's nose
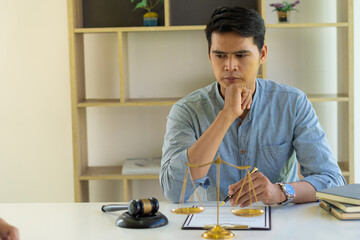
[224,56,239,71]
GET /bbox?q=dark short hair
[205,6,266,54]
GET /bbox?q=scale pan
[171,207,205,214]
[231,208,264,217]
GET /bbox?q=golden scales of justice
[171,155,264,239]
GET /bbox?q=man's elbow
[160,172,182,203]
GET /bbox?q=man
[160,7,345,207]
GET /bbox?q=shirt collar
[215,82,225,107]
[247,78,260,121]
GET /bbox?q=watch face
[285,184,295,195]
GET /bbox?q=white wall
[0,0,358,203]
[0,0,74,202]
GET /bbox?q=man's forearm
[290,181,317,203]
[188,109,236,179]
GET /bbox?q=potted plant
[270,1,300,23]
[130,0,164,26]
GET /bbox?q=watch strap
[277,183,295,206]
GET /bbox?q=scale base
[202,225,235,239]
[116,211,168,228]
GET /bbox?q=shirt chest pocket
[257,141,294,183]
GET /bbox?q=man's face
[209,31,267,97]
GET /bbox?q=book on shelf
[122,157,161,175]
[320,200,360,220]
[316,184,360,205]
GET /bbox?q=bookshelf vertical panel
[118,32,128,103]
[258,0,266,79]
[68,0,90,201]
[68,0,84,28]
[72,33,88,201]
[164,0,171,27]
[258,0,266,22]
[347,0,354,183]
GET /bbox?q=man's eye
[236,54,246,58]
[216,54,226,58]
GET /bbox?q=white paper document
[182,206,271,230]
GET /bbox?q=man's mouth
[224,76,241,81]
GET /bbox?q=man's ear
[260,44,268,64]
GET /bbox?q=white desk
[0,202,358,240]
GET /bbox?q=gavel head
[128,197,159,217]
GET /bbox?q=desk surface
[0,202,358,240]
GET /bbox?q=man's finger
[240,192,266,208]
[241,91,248,104]
[229,171,262,194]
[228,177,249,195]
[230,182,255,206]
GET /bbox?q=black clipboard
[181,206,271,230]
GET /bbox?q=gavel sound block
[101,197,168,228]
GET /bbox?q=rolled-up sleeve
[160,103,210,203]
[293,94,346,190]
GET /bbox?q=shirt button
[241,150,246,154]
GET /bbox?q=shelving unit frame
[67,0,354,202]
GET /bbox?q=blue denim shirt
[160,79,345,202]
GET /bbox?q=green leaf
[140,0,148,7]
[131,0,164,12]
[134,0,147,10]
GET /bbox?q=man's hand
[241,87,253,110]
[0,218,19,240]
[223,84,253,120]
[228,172,285,207]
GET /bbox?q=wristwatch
[277,183,295,206]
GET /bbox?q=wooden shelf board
[77,98,180,107]
[266,22,348,29]
[79,166,159,180]
[77,95,348,107]
[77,99,121,107]
[124,98,180,106]
[74,23,349,33]
[307,94,349,102]
[74,25,205,33]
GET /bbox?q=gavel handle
[101,204,128,212]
